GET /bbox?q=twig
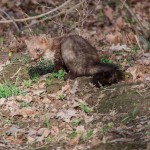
[10,67,22,79]
[122,1,150,38]
[0,0,71,23]
[26,1,85,28]
[0,8,20,31]
[134,35,143,52]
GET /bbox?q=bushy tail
[91,63,123,87]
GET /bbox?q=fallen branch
[27,1,84,28]
[0,0,71,23]
[122,1,150,38]
[0,8,20,31]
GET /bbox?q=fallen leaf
[6,125,21,136]
[15,95,32,103]
[27,136,35,143]
[11,107,36,117]
[116,17,125,29]
[0,98,6,106]
[70,80,78,94]
[104,6,113,21]
[50,126,59,136]
[6,136,23,144]
[37,128,50,137]
[56,109,77,122]
[106,32,123,44]
[109,43,130,51]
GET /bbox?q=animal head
[25,35,52,61]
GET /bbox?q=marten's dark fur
[25,35,123,87]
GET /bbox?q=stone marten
[25,35,123,87]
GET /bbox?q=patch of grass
[22,54,30,64]
[131,44,138,54]
[0,83,22,98]
[0,116,12,125]
[31,74,40,83]
[66,20,75,30]
[100,122,114,134]
[20,102,32,108]
[49,69,66,80]
[46,69,66,86]
[79,102,93,113]
[23,79,32,88]
[86,130,94,139]
[122,106,139,123]
[145,131,150,135]
[124,15,135,24]
[69,131,78,139]
[101,55,114,64]
[0,82,23,98]
[44,115,50,128]
[127,57,131,66]
[0,74,24,98]
[98,10,105,24]
[28,60,54,78]
[72,119,81,126]
[57,93,65,100]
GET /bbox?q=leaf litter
[0,0,150,149]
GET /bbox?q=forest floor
[0,0,150,150]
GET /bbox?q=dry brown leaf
[106,32,123,44]
[41,97,51,104]
[0,98,7,106]
[56,109,77,122]
[6,136,23,144]
[109,43,130,51]
[104,6,113,21]
[6,125,21,136]
[68,136,80,146]
[15,95,32,103]
[50,126,59,136]
[27,136,35,143]
[11,107,36,117]
[116,17,125,29]
[31,88,46,95]
[127,65,149,81]
[37,128,50,137]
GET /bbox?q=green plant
[48,69,66,80]
[145,131,150,135]
[0,74,24,98]
[131,44,138,54]
[69,131,78,139]
[46,69,66,85]
[66,20,75,30]
[79,102,93,113]
[100,122,114,134]
[31,74,40,83]
[124,15,135,24]
[22,54,30,64]
[0,116,12,125]
[44,115,50,128]
[86,130,94,139]
[127,57,131,66]
[20,102,32,108]
[101,55,113,64]
[28,60,54,79]
[122,106,139,123]
[57,93,65,100]
[98,10,105,24]
[23,80,32,88]
[72,119,81,126]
